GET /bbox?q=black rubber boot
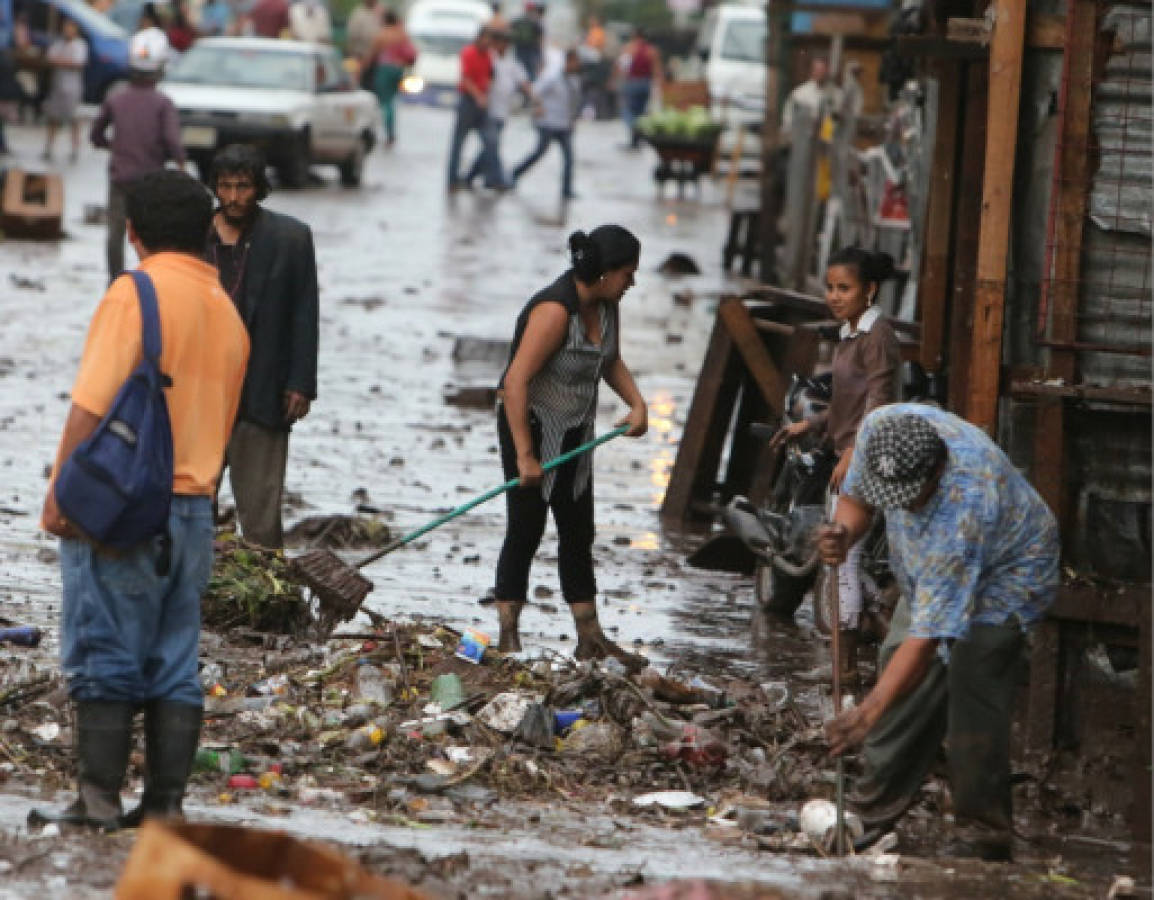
[28,701,134,831]
[120,701,202,827]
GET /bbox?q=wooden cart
[639,127,723,196]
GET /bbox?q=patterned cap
[856,413,946,509]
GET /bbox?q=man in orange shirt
[33,171,250,831]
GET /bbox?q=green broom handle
[355,425,631,568]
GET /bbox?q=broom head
[292,549,374,631]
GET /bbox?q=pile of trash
[1,601,864,857]
[188,623,843,850]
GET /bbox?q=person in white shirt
[781,56,842,145]
[466,29,529,189]
[289,0,332,44]
[510,47,580,200]
[42,18,88,163]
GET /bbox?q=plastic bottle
[354,662,393,706]
[344,723,385,751]
[194,749,247,775]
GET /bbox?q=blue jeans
[447,94,495,188]
[467,117,506,188]
[512,126,574,198]
[60,496,213,707]
[621,78,651,145]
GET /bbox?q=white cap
[130,27,170,72]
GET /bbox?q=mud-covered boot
[121,701,201,827]
[570,601,648,672]
[496,600,525,653]
[29,701,133,831]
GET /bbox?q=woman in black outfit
[493,226,649,669]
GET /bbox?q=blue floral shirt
[844,404,1059,645]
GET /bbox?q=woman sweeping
[773,247,900,686]
[493,225,649,669]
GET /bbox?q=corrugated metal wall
[1077,2,1151,387]
[1006,0,1151,579]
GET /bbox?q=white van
[696,3,766,122]
[401,0,492,106]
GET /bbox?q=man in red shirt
[447,27,498,190]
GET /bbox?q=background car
[401,0,490,107]
[162,37,382,187]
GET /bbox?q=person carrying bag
[53,270,174,562]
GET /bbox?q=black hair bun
[568,230,602,282]
[866,251,896,284]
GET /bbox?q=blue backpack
[54,271,174,550]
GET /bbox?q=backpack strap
[128,270,162,367]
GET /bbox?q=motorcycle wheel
[755,563,812,619]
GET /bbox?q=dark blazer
[227,207,318,431]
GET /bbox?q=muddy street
[0,107,1145,897]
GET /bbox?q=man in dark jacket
[207,144,318,548]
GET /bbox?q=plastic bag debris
[632,791,706,810]
[476,692,541,733]
[513,702,554,749]
[799,799,865,853]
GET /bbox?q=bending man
[819,404,1058,861]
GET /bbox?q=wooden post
[1032,0,1097,536]
[659,313,742,530]
[717,299,789,414]
[946,63,989,413]
[918,60,961,372]
[758,1,792,282]
[784,107,820,292]
[964,0,1028,432]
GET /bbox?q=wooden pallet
[659,296,823,532]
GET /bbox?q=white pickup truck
[163,37,383,187]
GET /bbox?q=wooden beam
[919,60,961,372]
[718,299,789,415]
[1012,381,1151,406]
[659,314,742,530]
[946,62,988,413]
[1043,0,1097,368]
[965,0,1028,432]
[897,14,1071,58]
[1031,0,1098,536]
[758,1,791,281]
[1028,13,1066,49]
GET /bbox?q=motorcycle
[705,361,940,638]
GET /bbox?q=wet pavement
[0,106,1147,896]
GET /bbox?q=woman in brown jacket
[774,247,901,684]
